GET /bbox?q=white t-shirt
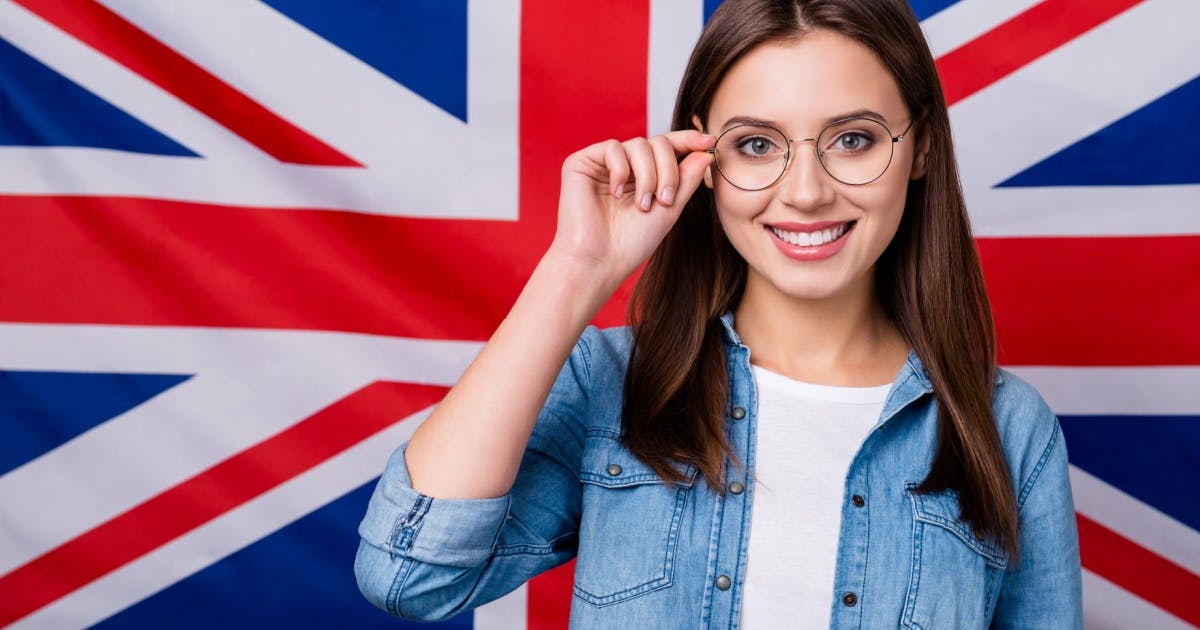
[739,365,891,629]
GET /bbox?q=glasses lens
[817,118,894,185]
[713,124,789,190]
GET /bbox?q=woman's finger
[601,139,631,199]
[673,148,716,209]
[648,135,680,206]
[659,129,717,157]
[622,137,658,212]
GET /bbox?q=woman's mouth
[768,220,857,247]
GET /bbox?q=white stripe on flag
[647,0,704,136]
[1005,366,1200,416]
[474,584,528,630]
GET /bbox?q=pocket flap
[580,435,697,489]
[906,483,1008,569]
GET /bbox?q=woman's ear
[692,114,714,189]
[910,126,931,181]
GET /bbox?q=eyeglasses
[707,115,918,189]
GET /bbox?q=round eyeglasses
[707,115,918,189]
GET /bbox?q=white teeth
[772,223,849,247]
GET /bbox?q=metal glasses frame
[707,114,919,190]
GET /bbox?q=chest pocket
[902,483,1009,630]
[573,434,697,607]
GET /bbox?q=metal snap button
[729,481,745,495]
[606,463,622,476]
[730,407,746,420]
[852,494,865,508]
[842,592,857,607]
[715,575,732,591]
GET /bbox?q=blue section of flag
[262,0,468,122]
[0,37,196,155]
[92,480,474,628]
[0,370,191,477]
[999,74,1200,187]
[908,0,964,21]
[704,0,723,23]
[1060,415,1199,531]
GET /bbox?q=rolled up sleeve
[354,328,596,621]
[357,445,511,568]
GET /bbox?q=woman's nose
[778,141,835,211]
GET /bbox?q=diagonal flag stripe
[1077,513,1200,626]
[11,0,362,167]
[0,381,448,626]
[936,0,1144,106]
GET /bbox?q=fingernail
[614,184,624,198]
[660,187,675,205]
[640,193,653,211]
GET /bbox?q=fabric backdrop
[0,0,1196,628]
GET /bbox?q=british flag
[0,0,1196,628]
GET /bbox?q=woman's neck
[733,271,909,387]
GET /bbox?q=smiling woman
[354,1,1083,628]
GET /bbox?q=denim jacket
[355,314,1083,628]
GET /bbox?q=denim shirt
[355,314,1083,628]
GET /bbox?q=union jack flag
[0,0,1196,628]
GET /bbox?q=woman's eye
[832,132,873,152]
[736,136,778,157]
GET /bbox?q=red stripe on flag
[520,0,649,623]
[937,0,1144,106]
[4,200,1196,366]
[0,195,532,341]
[1077,513,1200,625]
[528,561,575,630]
[978,236,1200,366]
[0,381,448,625]
[12,0,361,167]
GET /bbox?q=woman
[355,0,1082,627]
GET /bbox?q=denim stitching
[388,494,432,558]
[902,516,926,630]
[572,484,691,607]
[386,557,417,617]
[1015,421,1061,512]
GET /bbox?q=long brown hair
[621,0,1019,559]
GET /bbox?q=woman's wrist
[535,246,627,320]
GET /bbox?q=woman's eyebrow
[719,115,780,131]
[718,109,891,133]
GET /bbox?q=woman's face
[703,30,925,305]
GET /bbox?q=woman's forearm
[402,250,617,499]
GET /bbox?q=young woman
[355,1,1082,627]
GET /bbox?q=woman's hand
[549,130,716,288]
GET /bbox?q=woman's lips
[765,220,856,261]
